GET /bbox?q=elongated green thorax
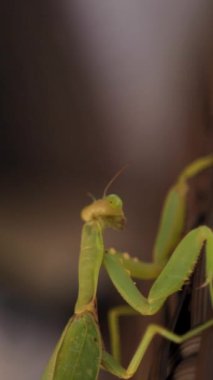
[75,222,104,314]
[75,194,125,314]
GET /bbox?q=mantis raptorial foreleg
[106,156,213,285]
[104,225,213,362]
[104,226,213,316]
[42,155,213,380]
[102,155,213,375]
[103,156,213,318]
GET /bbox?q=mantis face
[81,194,126,230]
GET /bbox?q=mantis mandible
[42,155,213,380]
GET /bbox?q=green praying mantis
[42,155,213,380]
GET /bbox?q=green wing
[42,312,102,380]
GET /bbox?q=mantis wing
[42,312,102,380]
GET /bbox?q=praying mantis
[42,155,213,380]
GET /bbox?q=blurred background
[0,1,213,379]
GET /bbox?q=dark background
[0,1,213,379]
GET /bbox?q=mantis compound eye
[105,194,123,209]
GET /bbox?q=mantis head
[81,166,128,229]
[81,194,126,230]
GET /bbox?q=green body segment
[75,222,104,313]
[153,184,187,265]
[42,313,102,380]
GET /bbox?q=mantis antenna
[87,192,96,202]
[103,164,129,197]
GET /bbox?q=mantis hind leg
[108,305,138,362]
[102,318,213,379]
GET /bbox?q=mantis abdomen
[42,312,102,380]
